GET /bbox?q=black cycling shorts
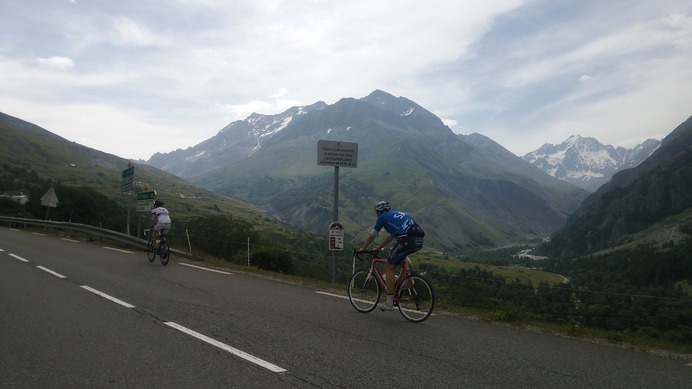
[387,235,424,266]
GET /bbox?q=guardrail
[0,216,187,257]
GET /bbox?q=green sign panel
[122,166,135,178]
[136,190,157,201]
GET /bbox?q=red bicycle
[348,249,434,322]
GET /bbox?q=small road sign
[136,191,157,201]
[328,222,344,251]
[121,166,135,192]
[40,187,59,208]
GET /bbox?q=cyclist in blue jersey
[359,200,425,311]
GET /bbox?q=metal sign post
[317,140,358,283]
[121,164,135,235]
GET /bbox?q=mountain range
[523,135,661,191]
[146,90,589,252]
[3,88,689,256]
[541,115,692,257]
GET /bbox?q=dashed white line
[61,238,80,243]
[9,253,29,262]
[164,321,287,373]
[6,246,281,373]
[80,285,135,309]
[180,263,232,275]
[36,265,67,279]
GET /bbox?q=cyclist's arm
[360,234,376,251]
[374,235,393,251]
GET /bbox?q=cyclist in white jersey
[150,200,171,245]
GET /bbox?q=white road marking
[180,263,232,274]
[103,247,134,254]
[36,265,66,279]
[80,285,135,309]
[9,253,29,262]
[31,232,45,236]
[316,291,348,300]
[317,291,436,316]
[61,238,80,243]
[164,321,286,373]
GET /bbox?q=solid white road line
[316,291,436,316]
[80,285,135,309]
[103,247,134,254]
[9,253,29,262]
[164,321,287,373]
[36,265,67,279]
[316,291,348,300]
[180,263,233,275]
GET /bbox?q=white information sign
[317,140,358,168]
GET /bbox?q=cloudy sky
[1,0,691,160]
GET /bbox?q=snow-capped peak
[523,135,661,191]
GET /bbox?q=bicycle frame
[374,258,411,301]
[354,250,414,303]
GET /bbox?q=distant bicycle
[145,229,170,266]
[348,249,434,322]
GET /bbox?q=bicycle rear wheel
[348,269,380,313]
[159,240,170,266]
[147,239,156,262]
[397,275,434,323]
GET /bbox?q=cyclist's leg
[385,240,411,306]
[388,236,423,291]
[152,224,160,245]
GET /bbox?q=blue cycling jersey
[370,211,419,238]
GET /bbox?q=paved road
[1,226,690,388]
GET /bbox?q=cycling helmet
[154,200,164,207]
[374,200,390,213]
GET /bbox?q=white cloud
[37,56,75,70]
[1,0,690,160]
[111,17,168,47]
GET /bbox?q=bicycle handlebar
[352,248,381,261]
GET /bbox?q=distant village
[0,193,28,205]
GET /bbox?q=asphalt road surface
[1,226,690,388]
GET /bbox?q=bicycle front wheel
[348,269,380,313]
[397,275,434,323]
[159,240,170,266]
[147,239,156,262]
